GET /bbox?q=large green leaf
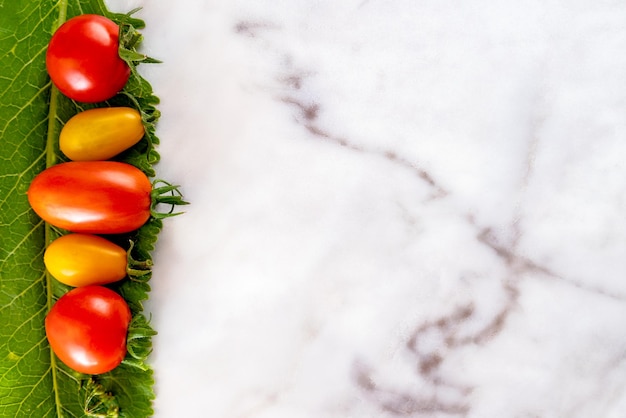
[0,1,162,416]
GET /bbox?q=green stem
[45,232,61,418]
[47,2,69,417]
[45,86,60,169]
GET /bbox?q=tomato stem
[150,180,189,219]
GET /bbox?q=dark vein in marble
[353,361,469,417]
[234,23,626,417]
[233,20,446,197]
[477,224,626,302]
[234,21,280,37]
[352,285,517,416]
[280,95,447,198]
[476,226,552,275]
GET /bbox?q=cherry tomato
[45,234,128,287]
[60,107,145,161]
[46,14,130,103]
[28,161,152,234]
[45,286,131,374]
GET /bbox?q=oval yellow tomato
[44,234,127,287]
[60,107,145,161]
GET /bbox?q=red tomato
[45,286,131,375]
[27,161,152,234]
[46,14,130,103]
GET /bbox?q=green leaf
[0,1,166,417]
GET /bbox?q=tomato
[28,161,152,234]
[46,14,130,103]
[45,234,128,287]
[45,286,131,374]
[60,107,145,161]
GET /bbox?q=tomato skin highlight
[27,161,152,234]
[44,234,128,287]
[60,107,145,161]
[45,286,131,375]
[46,14,130,103]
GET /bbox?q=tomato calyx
[150,180,189,220]
[122,315,158,371]
[118,22,162,65]
[126,240,152,281]
[82,378,119,416]
[114,8,162,66]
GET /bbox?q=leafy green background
[0,1,161,416]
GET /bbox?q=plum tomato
[27,161,152,234]
[46,14,130,103]
[44,234,128,287]
[60,107,145,161]
[45,285,131,375]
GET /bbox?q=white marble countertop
[108,1,626,416]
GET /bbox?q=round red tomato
[46,14,130,103]
[45,286,131,375]
[27,161,152,234]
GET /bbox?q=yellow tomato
[44,234,127,287]
[60,107,145,161]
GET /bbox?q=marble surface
[107,0,626,417]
